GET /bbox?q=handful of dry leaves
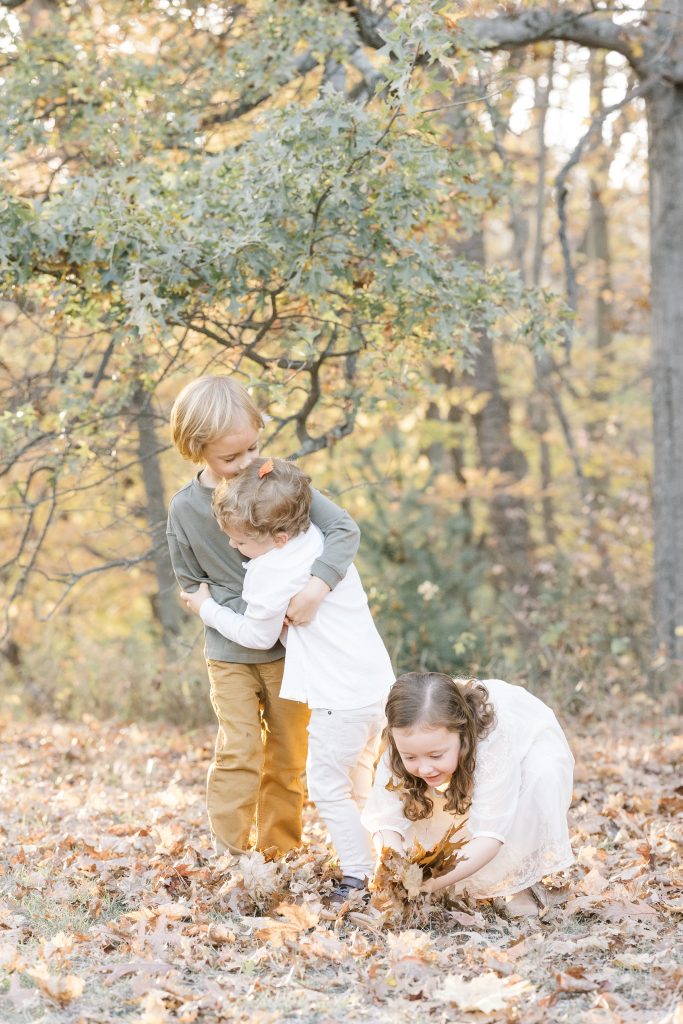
[369,822,469,925]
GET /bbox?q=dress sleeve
[360,751,411,839]
[308,488,360,591]
[468,714,521,844]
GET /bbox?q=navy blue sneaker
[328,875,370,907]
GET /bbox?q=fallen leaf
[553,968,600,995]
[0,942,25,972]
[579,868,610,895]
[595,897,658,921]
[206,922,235,945]
[135,989,172,1024]
[26,964,85,1006]
[154,902,192,920]
[399,862,424,899]
[386,929,437,963]
[274,901,319,930]
[434,971,533,1012]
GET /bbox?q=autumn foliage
[1,705,680,1023]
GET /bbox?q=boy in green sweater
[167,375,359,856]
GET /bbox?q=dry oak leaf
[552,967,601,997]
[40,930,77,958]
[298,930,347,962]
[254,902,319,947]
[434,971,533,1012]
[153,902,193,920]
[385,957,436,1001]
[206,922,236,945]
[25,964,85,1006]
[152,824,187,856]
[386,929,437,964]
[371,822,468,908]
[410,823,469,874]
[125,902,191,923]
[399,862,424,899]
[274,901,320,930]
[0,942,25,972]
[578,868,610,895]
[135,989,172,1024]
[227,851,280,901]
[594,896,658,921]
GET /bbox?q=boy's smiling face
[202,422,260,483]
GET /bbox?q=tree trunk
[586,180,613,354]
[647,81,683,660]
[585,54,615,360]
[132,386,183,647]
[424,366,473,544]
[581,53,615,504]
[461,232,534,591]
[530,50,558,547]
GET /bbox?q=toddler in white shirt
[181,457,394,903]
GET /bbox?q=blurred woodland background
[2,0,680,724]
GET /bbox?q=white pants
[307,698,386,880]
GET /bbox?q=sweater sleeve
[308,488,360,591]
[166,509,207,593]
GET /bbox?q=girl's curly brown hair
[386,672,496,821]
[212,457,312,539]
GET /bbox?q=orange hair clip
[258,458,274,479]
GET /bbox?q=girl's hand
[285,576,330,626]
[419,837,501,895]
[180,582,211,615]
[421,871,455,895]
[373,829,404,855]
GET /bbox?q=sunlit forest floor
[1,702,681,1024]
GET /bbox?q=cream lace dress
[362,679,575,898]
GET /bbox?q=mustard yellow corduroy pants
[206,658,310,855]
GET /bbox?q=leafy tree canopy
[0,0,559,633]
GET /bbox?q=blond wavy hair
[212,457,312,538]
[170,374,264,463]
[385,672,496,821]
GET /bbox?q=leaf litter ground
[0,703,681,1024]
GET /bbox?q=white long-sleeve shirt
[199,524,394,709]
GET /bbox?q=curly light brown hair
[212,457,312,539]
[385,672,496,821]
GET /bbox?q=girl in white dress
[362,672,574,915]
[181,457,394,904]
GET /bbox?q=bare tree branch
[555,73,658,354]
[461,9,643,66]
[346,2,656,77]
